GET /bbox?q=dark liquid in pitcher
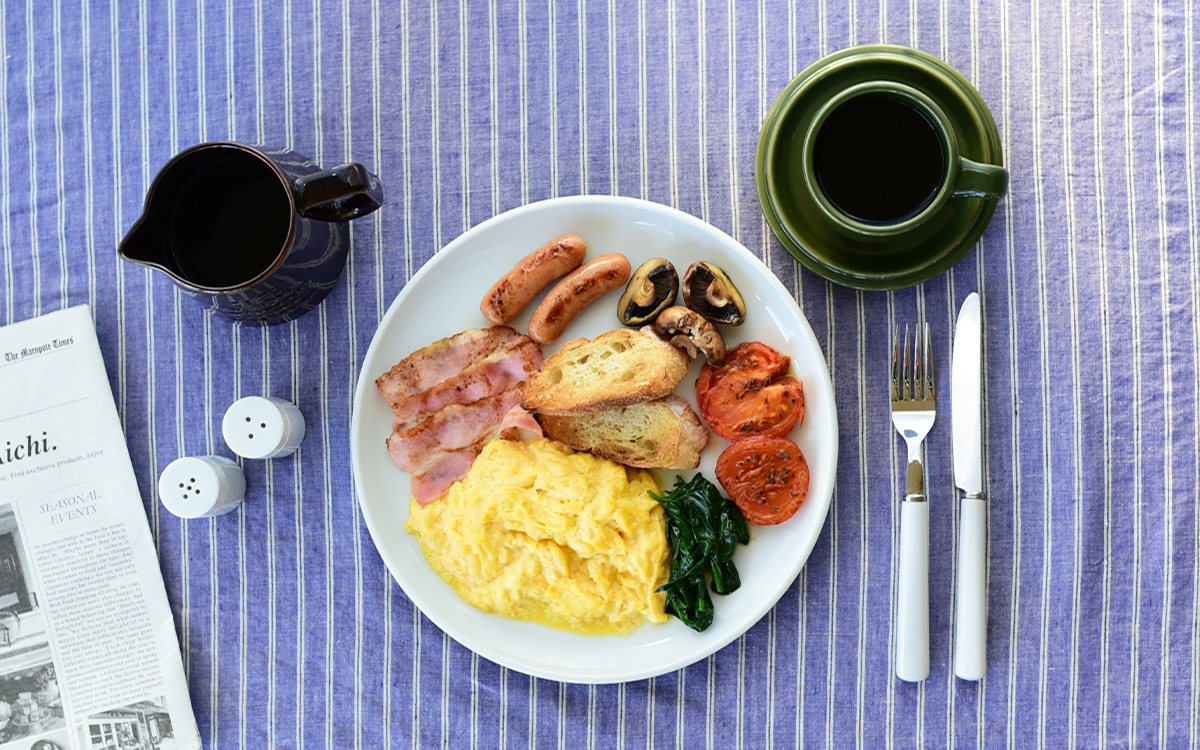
[167,150,293,288]
[813,96,946,224]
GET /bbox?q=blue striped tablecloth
[2,1,1198,747]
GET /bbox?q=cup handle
[293,163,384,222]
[952,158,1009,201]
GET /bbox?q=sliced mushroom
[617,258,679,325]
[682,261,747,326]
[654,306,727,364]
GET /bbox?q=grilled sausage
[480,234,588,325]
[528,253,632,344]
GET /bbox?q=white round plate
[351,195,838,684]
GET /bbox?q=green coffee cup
[756,45,1008,289]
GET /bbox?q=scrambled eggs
[405,438,670,634]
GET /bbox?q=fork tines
[893,323,935,402]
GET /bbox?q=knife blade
[951,292,987,680]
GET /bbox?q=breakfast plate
[350,195,838,683]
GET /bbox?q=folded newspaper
[0,306,201,750]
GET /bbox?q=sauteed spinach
[650,474,750,632]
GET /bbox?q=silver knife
[952,292,987,680]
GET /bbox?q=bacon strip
[498,405,543,440]
[375,326,529,407]
[410,450,479,506]
[386,388,523,475]
[390,340,543,426]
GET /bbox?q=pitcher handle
[294,162,383,222]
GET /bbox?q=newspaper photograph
[0,306,200,750]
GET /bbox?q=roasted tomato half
[697,341,805,442]
[715,436,810,525]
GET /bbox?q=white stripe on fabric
[288,323,305,750]
[1059,0,1086,745]
[909,0,917,57]
[587,683,597,750]
[459,0,470,228]
[617,680,625,750]
[637,0,647,201]
[23,0,41,318]
[698,0,708,224]
[578,0,588,193]
[882,208,897,743]
[489,0,500,215]
[530,678,539,748]
[824,279,837,750]
[108,0,126,431]
[0,0,12,325]
[668,0,678,209]
[607,0,618,197]
[1187,0,1200,741]
[646,675,655,749]
[371,0,383,318]
[1152,1,1174,745]
[440,633,450,746]
[1093,0,1115,741]
[1029,4,1054,745]
[549,0,559,197]
[403,0,414,282]
[80,0,97,399]
[519,0,529,207]
[855,288,868,750]
[757,0,770,296]
[726,0,739,240]
[998,0,1023,746]
[431,0,442,252]
[51,0,67,310]
[1121,0,1145,742]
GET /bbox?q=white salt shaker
[221,396,306,459]
[158,455,246,518]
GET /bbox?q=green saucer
[755,45,1005,290]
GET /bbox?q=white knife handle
[954,496,988,680]
[896,499,929,682]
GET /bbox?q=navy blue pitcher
[119,141,383,324]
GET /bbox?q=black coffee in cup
[813,95,946,224]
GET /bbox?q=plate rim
[350,194,839,683]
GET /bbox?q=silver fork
[891,323,936,682]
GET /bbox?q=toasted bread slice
[539,396,709,469]
[520,328,690,415]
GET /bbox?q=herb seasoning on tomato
[715,436,810,525]
[696,341,804,442]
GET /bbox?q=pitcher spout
[117,217,168,270]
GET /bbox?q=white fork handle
[896,499,929,682]
[954,496,988,680]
